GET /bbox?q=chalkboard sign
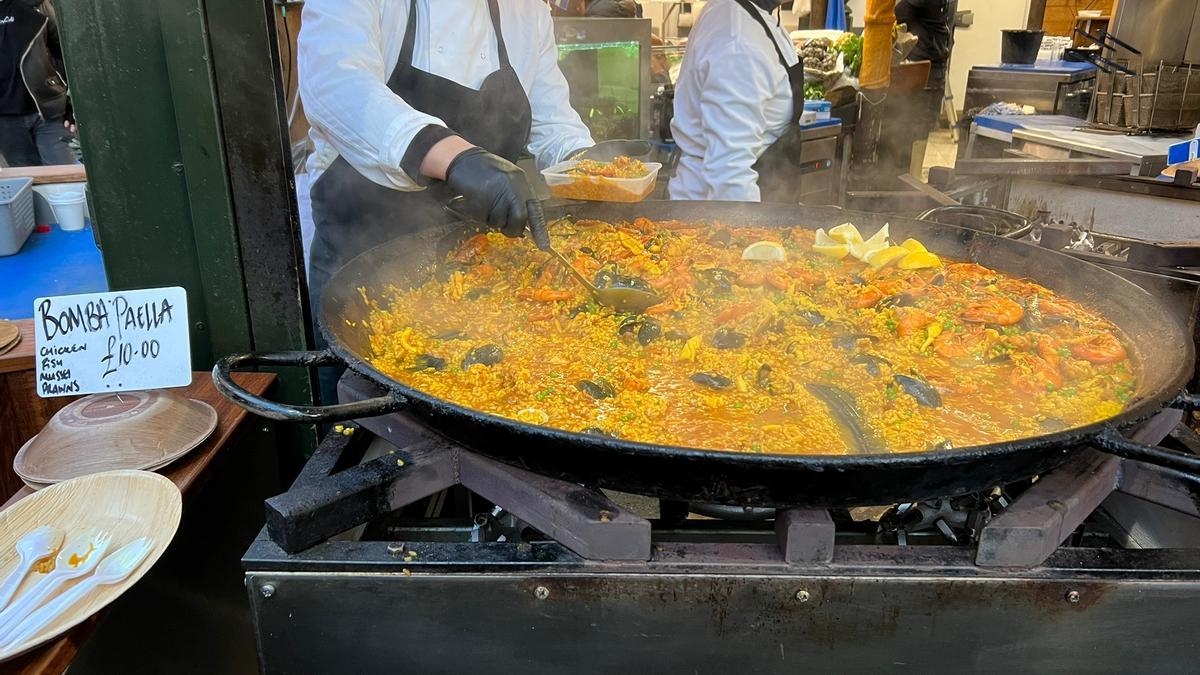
[33,287,192,397]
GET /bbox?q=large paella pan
[215,201,1199,506]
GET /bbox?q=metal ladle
[525,201,662,314]
[445,198,663,314]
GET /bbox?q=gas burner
[878,489,1012,545]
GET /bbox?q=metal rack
[1091,61,1200,132]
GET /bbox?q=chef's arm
[697,46,778,202]
[299,0,452,190]
[525,2,595,168]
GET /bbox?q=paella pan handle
[1094,424,1200,475]
[212,350,407,423]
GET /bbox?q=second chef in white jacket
[669,0,805,202]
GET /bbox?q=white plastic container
[46,190,87,231]
[541,160,662,203]
[0,177,35,256]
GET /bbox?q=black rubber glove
[570,139,654,163]
[444,147,535,239]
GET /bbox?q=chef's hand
[571,139,654,162]
[444,147,536,240]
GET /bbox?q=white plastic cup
[46,190,87,231]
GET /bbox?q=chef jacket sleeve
[696,43,779,202]
[299,0,445,190]
[524,4,596,169]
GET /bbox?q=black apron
[732,0,807,203]
[307,0,532,402]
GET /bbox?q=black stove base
[244,544,1200,674]
[245,421,1200,674]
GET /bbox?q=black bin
[1001,29,1044,65]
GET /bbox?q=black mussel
[462,344,503,369]
[619,316,662,346]
[833,333,878,351]
[799,310,827,327]
[880,293,916,309]
[435,261,470,283]
[1042,313,1080,329]
[581,427,620,438]
[663,329,690,342]
[612,274,653,292]
[434,329,467,341]
[691,372,733,390]
[707,227,733,247]
[805,383,884,454]
[409,354,447,372]
[578,246,596,257]
[1018,296,1043,332]
[756,364,795,395]
[594,267,653,293]
[568,303,592,318]
[763,316,788,334]
[711,328,747,350]
[894,374,942,408]
[1040,418,1068,432]
[928,439,954,451]
[931,273,945,287]
[851,274,868,285]
[695,267,737,293]
[577,379,617,399]
[463,287,491,301]
[850,353,890,377]
[756,364,773,390]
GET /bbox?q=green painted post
[53,0,316,460]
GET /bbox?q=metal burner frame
[244,378,1200,673]
[256,374,1200,568]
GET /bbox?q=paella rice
[363,216,1137,456]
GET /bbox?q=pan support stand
[263,374,1200,567]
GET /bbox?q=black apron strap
[402,0,510,70]
[732,0,803,124]
[487,0,512,69]
[399,0,419,68]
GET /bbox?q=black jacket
[895,0,952,82]
[2,0,69,119]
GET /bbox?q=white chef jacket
[668,0,799,202]
[299,0,594,190]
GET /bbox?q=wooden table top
[0,319,34,376]
[0,165,87,186]
[2,371,275,673]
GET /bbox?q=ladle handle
[213,350,407,423]
[526,199,551,251]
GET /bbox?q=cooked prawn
[959,297,1024,326]
[1069,333,1126,364]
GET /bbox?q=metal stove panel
[247,569,1200,674]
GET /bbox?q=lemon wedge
[849,223,891,261]
[741,240,787,261]
[812,242,850,259]
[814,228,838,246]
[897,250,942,270]
[900,238,927,253]
[865,245,911,270]
[828,223,864,245]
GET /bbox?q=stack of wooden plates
[13,390,217,489]
[0,321,20,356]
[0,470,182,661]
